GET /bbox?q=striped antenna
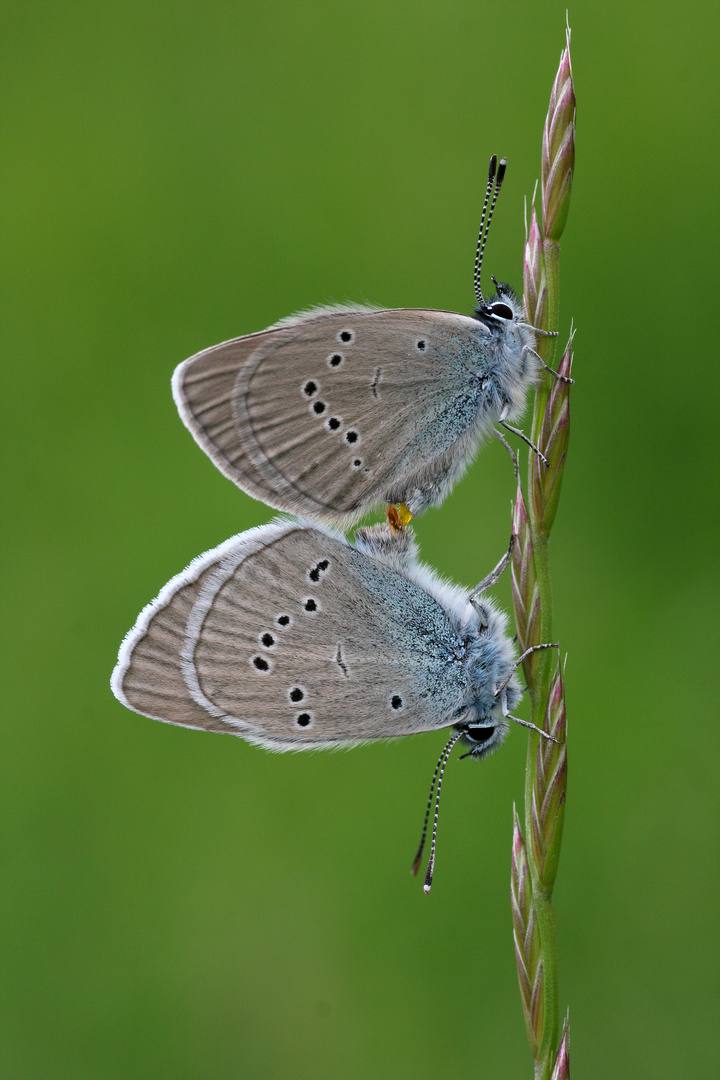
[410,729,464,892]
[473,156,507,308]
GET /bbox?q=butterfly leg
[522,345,574,384]
[469,535,514,606]
[387,502,413,532]
[495,642,560,698]
[500,687,561,744]
[498,405,549,468]
[492,428,519,480]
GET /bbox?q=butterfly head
[452,597,523,759]
[472,279,523,332]
[455,715,509,760]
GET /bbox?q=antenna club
[497,157,507,182]
[423,884,432,895]
[488,154,498,180]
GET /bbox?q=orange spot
[387,503,413,532]
[397,502,412,526]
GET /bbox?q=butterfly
[172,157,568,526]
[111,518,556,888]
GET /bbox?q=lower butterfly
[172,157,569,525]
[111,519,557,889]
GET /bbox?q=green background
[3,1,718,1077]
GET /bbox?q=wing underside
[174,308,488,519]
[112,521,467,749]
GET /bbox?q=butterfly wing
[111,532,275,734]
[173,307,493,520]
[112,520,468,750]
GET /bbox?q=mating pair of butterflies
[112,157,565,888]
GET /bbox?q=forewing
[174,307,488,518]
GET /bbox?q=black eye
[345,430,359,445]
[296,712,312,727]
[328,353,344,368]
[326,416,341,430]
[252,656,270,672]
[276,614,291,627]
[390,695,403,710]
[304,598,318,612]
[313,400,326,415]
[303,380,318,396]
[289,687,304,703]
[261,632,275,648]
[489,303,513,320]
[416,339,426,351]
[466,725,495,744]
[339,330,353,343]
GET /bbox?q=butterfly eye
[465,724,495,744]
[488,302,513,320]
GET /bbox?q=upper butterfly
[173,157,567,524]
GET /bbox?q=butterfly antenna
[473,155,507,308]
[411,734,454,877]
[422,730,464,894]
[473,156,497,308]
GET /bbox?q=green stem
[524,532,559,1080]
[529,865,560,1080]
[541,241,561,373]
[523,239,563,1080]
[514,25,575,1074]
[529,241,560,449]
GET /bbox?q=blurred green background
[3,1,718,1077]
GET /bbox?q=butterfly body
[172,287,540,523]
[112,520,522,755]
